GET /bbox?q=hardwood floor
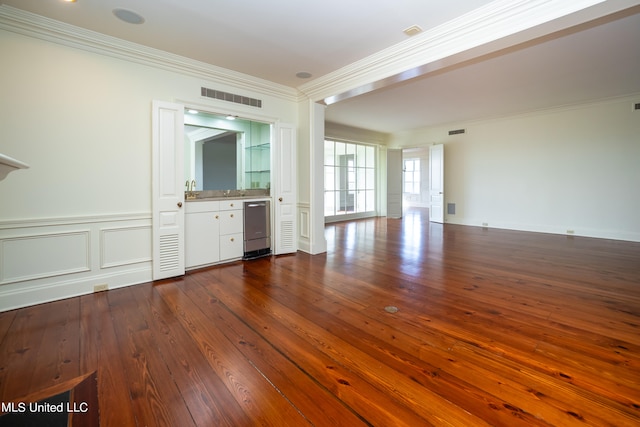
[1,208,639,426]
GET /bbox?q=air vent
[448,128,466,136]
[201,87,262,108]
[447,203,456,215]
[634,102,640,111]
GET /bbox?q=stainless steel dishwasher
[243,200,271,259]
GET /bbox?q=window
[324,140,376,218]
[404,158,420,195]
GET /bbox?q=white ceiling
[326,9,640,132]
[3,0,640,134]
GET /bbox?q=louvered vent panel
[159,234,180,271]
[634,102,640,111]
[448,129,466,135]
[280,221,294,248]
[201,87,262,108]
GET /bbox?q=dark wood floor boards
[0,298,80,400]
[183,265,438,427]
[106,285,194,427]
[30,297,81,400]
[154,276,313,427]
[201,260,537,426]
[324,248,638,423]
[79,292,138,426]
[1,208,639,426]
[164,274,371,427]
[128,281,244,427]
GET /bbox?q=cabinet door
[185,212,220,268]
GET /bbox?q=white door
[273,122,297,255]
[429,144,444,223]
[152,100,185,279]
[387,148,403,218]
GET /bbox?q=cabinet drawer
[219,200,242,211]
[185,200,220,214]
[219,209,243,234]
[220,232,243,260]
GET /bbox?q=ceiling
[3,0,640,134]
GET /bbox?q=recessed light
[226,115,236,121]
[113,8,145,25]
[296,71,312,79]
[188,109,198,114]
[403,25,423,37]
[63,0,77,3]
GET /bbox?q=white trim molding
[0,213,153,312]
[0,5,300,103]
[298,0,638,104]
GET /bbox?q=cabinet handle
[215,215,219,219]
[279,197,283,202]
[230,213,234,218]
[230,203,234,207]
[177,202,183,208]
[230,237,234,242]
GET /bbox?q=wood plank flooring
[1,208,639,426]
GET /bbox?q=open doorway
[402,147,430,210]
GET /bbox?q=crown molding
[298,0,613,104]
[0,5,300,103]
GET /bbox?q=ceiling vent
[448,128,466,136]
[201,87,262,108]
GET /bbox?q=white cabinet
[218,201,244,261]
[185,199,244,269]
[185,201,220,268]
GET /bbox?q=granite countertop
[185,189,270,202]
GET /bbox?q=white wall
[0,23,298,310]
[389,95,640,242]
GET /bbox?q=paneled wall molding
[100,225,153,269]
[0,5,300,103]
[0,212,151,230]
[0,213,152,311]
[299,0,623,104]
[1,230,91,284]
[296,203,311,253]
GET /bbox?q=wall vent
[448,128,466,136]
[634,102,640,111]
[201,87,262,108]
[447,203,456,215]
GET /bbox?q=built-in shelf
[0,153,29,181]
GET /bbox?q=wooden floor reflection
[1,208,639,426]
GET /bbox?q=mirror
[184,110,271,191]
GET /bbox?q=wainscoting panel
[0,214,153,311]
[297,202,311,253]
[1,231,90,284]
[101,226,152,268]
[299,211,309,239]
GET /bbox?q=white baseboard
[0,266,152,312]
[0,213,153,311]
